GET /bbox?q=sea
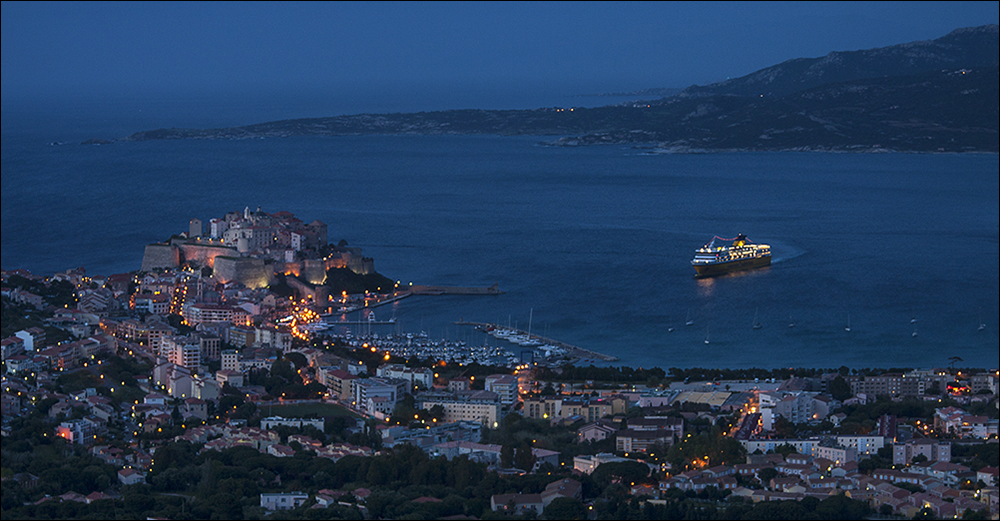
[2,88,998,371]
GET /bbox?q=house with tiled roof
[268,444,295,458]
[85,491,113,504]
[118,468,146,485]
[978,466,999,486]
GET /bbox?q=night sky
[2,1,998,102]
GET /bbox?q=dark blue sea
[3,91,998,370]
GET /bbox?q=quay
[318,283,500,319]
[319,291,412,318]
[454,321,619,362]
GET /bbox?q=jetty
[454,321,619,362]
[324,320,399,326]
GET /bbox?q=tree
[592,461,650,486]
[774,443,797,457]
[515,441,536,472]
[500,444,515,468]
[285,351,308,369]
[543,497,587,520]
[757,467,779,485]
[829,376,853,401]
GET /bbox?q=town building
[893,439,952,466]
[260,492,308,511]
[484,374,519,405]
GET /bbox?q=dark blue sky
[3,1,998,102]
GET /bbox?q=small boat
[704,326,710,345]
[752,308,762,330]
[845,314,851,332]
[685,310,694,327]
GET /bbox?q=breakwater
[454,321,619,362]
[410,284,502,295]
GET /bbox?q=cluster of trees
[1,402,935,521]
[665,429,747,471]
[481,414,587,463]
[4,274,79,308]
[952,443,1000,473]
[1,416,119,512]
[244,358,326,401]
[576,485,873,520]
[323,267,396,295]
[1,298,73,345]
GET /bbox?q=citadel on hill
[140,207,374,289]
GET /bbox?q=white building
[221,349,240,372]
[162,336,201,370]
[419,397,503,427]
[260,492,308,511]
[182,303,234,327]
[485,374,519,405]
[740,438,819,455]
[376,364,434,391]
[209,218,229,238]
[255,327,292,352]
[351,378,399,413]
[836,435,885,455]
[573,453,632,474]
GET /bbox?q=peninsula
[99,25,998,153]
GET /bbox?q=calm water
[2,93,998,370]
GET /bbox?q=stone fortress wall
[139,209,375,289]
[212,257,274,289]
[140,243,181,272]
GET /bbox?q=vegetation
[324,268,396,295]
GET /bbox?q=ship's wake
[770,243,805,264]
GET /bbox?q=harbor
[454,320,620,363]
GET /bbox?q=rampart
[285,276,331,303]
[141,242,238,272]
[178,243,237,268]
[212,257,274,289]
[278,252,373,283]
[140,243,181,271]
[140,239,375,290]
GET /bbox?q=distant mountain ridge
[676,24,998,99]
[111,25,999,153]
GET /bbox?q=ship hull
[693,255,771,277]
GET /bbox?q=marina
[333,331,521,367]
[454,320,620,363]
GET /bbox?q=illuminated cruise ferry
[691,234,771,277]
